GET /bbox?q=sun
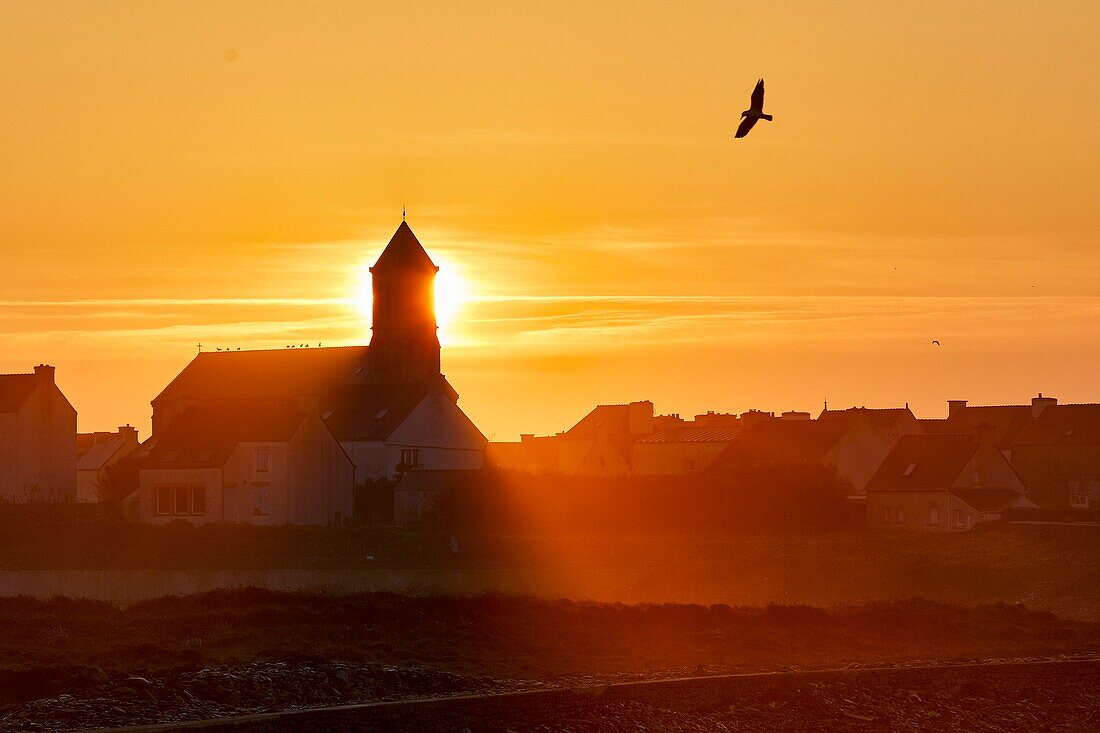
[353,255,471,346]
[432,257,470,345]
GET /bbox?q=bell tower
[368,221,441,383]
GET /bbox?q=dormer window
[902,463,917,477]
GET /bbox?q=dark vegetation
[1,590,1098,711]
[435,466,860,534]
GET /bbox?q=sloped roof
[866,434,978,493]
[371,221,438,273]
[1013,404,1100,446]
[710,420,852,469]
[0,374,37,413]
[323,383,431,441]
[153,346,370,404]
[635,425,744,444]
[951,488,1032,513]
[563,404,635,440]
[819,406,912,434]
[77,437,128,471]
[944,405,1033,448]
[142,403,308,469]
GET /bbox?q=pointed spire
[371,221,438,273]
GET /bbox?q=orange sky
[2,1,1099,440]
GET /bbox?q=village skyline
[3,2,1099,442]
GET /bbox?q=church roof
[371,221,438,273]
[142,403,311,469]
[153,346,370,405]
[323,382,433,441]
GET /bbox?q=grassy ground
[2,520,1099,618]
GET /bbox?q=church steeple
[368,221,441,383]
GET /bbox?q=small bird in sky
[932,340,940,346]
[735,79,773,139]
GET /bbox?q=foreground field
[2,520,1100,619]
[1,590,1099,730]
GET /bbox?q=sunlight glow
[353,255,471,346]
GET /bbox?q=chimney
[1031,393,1057,417]
[972,422,996,447]
[33,364,55,385]
[948,400,967,418]
[520,433,534,444]
[628,400,655,434]
[298,394,321,416]
[118,424,139,447]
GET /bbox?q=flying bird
[932,340,940,346]
[735,79,773,139]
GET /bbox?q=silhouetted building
[818,405,921,438]
[76,424,139,502]
[633,425,744,475]
[368,220,441,384]
[708,417,894,497]
[148,222,486,484]
[0,365,77,502]
[866,429,1033,532]
[1011,397,1100,510]
[137,399,353,526]
[918,399,1033,458]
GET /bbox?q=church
[136,222,486,525]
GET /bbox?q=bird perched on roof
[735,79,773,139]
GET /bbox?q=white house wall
[344,392,486,481]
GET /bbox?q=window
[400,448,420,469]
[928,506,940,525]
[902,463,916,477]
[954,509,965,528]
[255,445,270,473]
[882,507,891,523]
[684,459,697,472]
[896,508,906,524]
[155,485,206,516]
[191,485,206,515]
[156,486,173,515]
[252,483,272,516]
[174,485,190,515]
[1071,494,1090,509]
[972,469,982,485]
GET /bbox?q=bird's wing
[750,78,765,111]
[735,116,758,138]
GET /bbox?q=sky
[1,1,1099,440]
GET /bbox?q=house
[148,221,486,483]
[137,398,354,526]
[866,429,1033,532]
[632,425,744,475]
[0,365,77,503]
[557,401,656,475]
[76,425,140,502]
[708,416,894,497]
[1010,396,1100,510]
[485,433,561,474]
[818,405,921,438]
[918,399,1033,458]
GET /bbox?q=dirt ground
[2,590,1099,709]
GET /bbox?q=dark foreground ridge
[84,658,1100,733]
